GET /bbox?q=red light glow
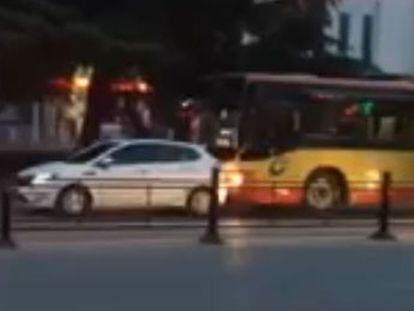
[344,103,358,116]
[49,78,72,90]
[111,79,153,94]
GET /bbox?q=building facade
[0,99,76,151]
[326,0,414,75]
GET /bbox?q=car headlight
[365,170,380,181]
[31,173,56,185]
[220,171,244,189]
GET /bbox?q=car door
[89,144,156,209]
[148,144,208,208]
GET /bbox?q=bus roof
[206,72,414,93]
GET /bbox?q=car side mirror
[95,157,113,169]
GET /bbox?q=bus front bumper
[226,186,413,208]
[226,186,303,206]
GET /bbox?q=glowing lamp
[137,81,150,93]
[73,76,91,89]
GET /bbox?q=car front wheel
[187,188,212,216]
[56,186,91,216]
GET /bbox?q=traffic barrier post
[0,190,16,249]
[200,167,222,245]
[370,172,396,241]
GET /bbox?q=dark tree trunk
[79,69,116,147]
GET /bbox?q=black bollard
[370,172,396,241]
[200,167,222,245]
[0,190,16,249]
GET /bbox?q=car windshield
[66,142,118,164]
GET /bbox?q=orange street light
[73,76,91,89]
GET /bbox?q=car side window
[110,144,156,165]
[109,144,201,165]
[157,145,201,162]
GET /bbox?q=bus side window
[376,116,397,140]
[400,114,414,142]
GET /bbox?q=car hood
[18,161,75,177]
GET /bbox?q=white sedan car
[15,139,224,216]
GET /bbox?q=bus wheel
[305,172,343,211]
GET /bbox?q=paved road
[2,227,414,311]
[8,216,414,232]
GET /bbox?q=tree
[49,0,340,89]
[0,0,162,102]
[0,0,81,100]
[239,0,340,71]
[0,0,343,144]
[57,0,342,145]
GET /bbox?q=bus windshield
[202,77,244,111]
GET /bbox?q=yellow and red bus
[200,73,414,210]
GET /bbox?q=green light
[358,100,374,116]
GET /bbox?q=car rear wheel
[305,172,344,211]
[187,188,212,216]
[56,186,91,216]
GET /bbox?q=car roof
[104,138,207,151]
